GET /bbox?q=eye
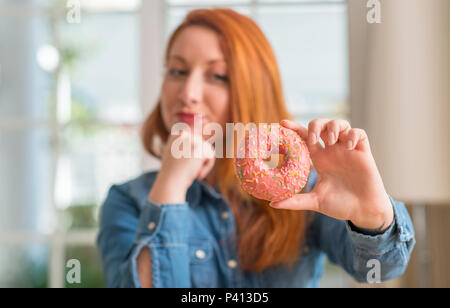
[169,69,187,77]
[212,74,229,82]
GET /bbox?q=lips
[176,111,205,124]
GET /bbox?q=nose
[178,70,203,106]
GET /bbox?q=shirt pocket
[189,239,217,288]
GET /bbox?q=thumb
[269,192,319,211]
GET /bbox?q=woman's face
[161,25,231,136]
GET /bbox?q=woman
[97,8,415,288]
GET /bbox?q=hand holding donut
[235,124,311,203]
[270,119,394,233]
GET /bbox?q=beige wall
[348,0,450,205]
[348,0,450,288]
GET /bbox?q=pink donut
[235,124,311,202]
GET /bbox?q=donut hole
[262,153,284,169]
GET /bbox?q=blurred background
[0,0,448,288]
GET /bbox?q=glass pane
[257,3,349,118]
[0,128,53,233]
[167,0,251,5]
[65,245,105,288]
[64,206,99,231]
[259,0,344,3]
[166,6,252,40]
[0,244,49,288]
[57,125,143,230]
[79,0,142,12]
[0,4,52,121]
[58,11,141,123]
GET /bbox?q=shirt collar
[187,179,222,206]
[198,180,222,200]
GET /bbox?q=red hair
[142,8,312,273]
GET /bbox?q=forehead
[169,25,225,63]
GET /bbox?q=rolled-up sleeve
[312,195,416,283]
[97,184,192,288]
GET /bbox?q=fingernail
[329,132,335,145]
[347,140,353,150]
[310,133,317,144]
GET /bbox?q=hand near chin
[164,130,216,181]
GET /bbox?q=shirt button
[221,211,229,220]
[195,250,206,260]
[147,222,156,230]
[227,259,238,269]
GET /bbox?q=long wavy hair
[142,8,312,273]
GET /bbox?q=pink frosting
[235,124,311,202]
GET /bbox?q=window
[0,0,349,287]
[0,0,142,288]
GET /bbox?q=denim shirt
[97,169,415,288]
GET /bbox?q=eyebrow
[169,55,226,65]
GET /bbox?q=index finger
[280,120,308,140]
